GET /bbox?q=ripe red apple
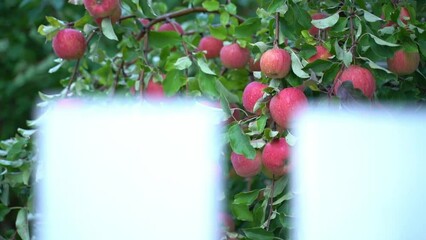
[95,6,121,25]
[309,13,328,36]
[260,48,291,79]
[307,45,331,63]
[198,36,223,59]
[52,29,86,60]
[242,81,268,114]
[83,0,120,18]
[262,138,290,178]
[146,79,165,99]
[230,151,262,178]
[249,58,261,72]
[387,49,420,75]
[269,87,308,128]
[220,43,250,69]
[333,65,376,98]
[158,22,184,35]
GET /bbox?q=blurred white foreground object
[37,99,222,240]
[292,105,426,240]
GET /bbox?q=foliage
[1,0,426,239]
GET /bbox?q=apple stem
[136,7,245,41]
[265,177,275,231]
[273,12,280,48]
[66,58,81,96]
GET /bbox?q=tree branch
[66,58,81,96]
[274,12,280,48]
[265,178,276,231]
[136,7,245,40]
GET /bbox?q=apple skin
[158,22,184,35]
[52,29,86,60]
[333,65,376,99]
[249,58,261,72]
[260,48,291,79]
[262,138,290,178]
[242,81,268,114]
[230,151,262,178]
[95,6,121,25]
[309,13,328,36]
[387,49,420,75]
[269,87,308,129]
[83,0,120,18]
[146,79,165,99]
[307,45,331,63]
[220,43,250,69]
[198,36,223,59]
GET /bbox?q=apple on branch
[262,138,291,179]
[387,49,420,75]
[307,45,331,63]
[230,151,262,178]
[158,22,184,35]
[242,81,268,114]
[198,36,223,59]
[269,87,308,129]
[333,65,376,99]
[220,43,250,69]
[260,48,291,79]
[83,0,120,18]
[52,28,86,60]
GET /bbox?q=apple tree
[1,0,426,239]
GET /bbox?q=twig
[111,59,124,96]
[265,178,276,231]
[136,7,245,41]
[119,15,137,23]
[274,12,280,48]
[66,58,81,96]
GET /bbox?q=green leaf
[274,191,294,205]
[202,0,220,11]
[216,79,240,103]
[0,204,11,222]
[38,25,60,41]
[101,18,118,41]
[196,58,216,75]
[225,3,237,15]
[220,11,230,26]
[197,72,219,97]
[363,10,383,23]
[311,12,339,29]
[235,18,261,38]
[148,31,181,48]
[243,227,274,240]
[209,25,227,40]
[140,0,157,18]
[174,56,192,70]
[48,61,64,73]
[358,57,392,74]
[368,34,399,47]
[228,124,256,159]
[233,190,261,205]
[334,41,352,67]
[0,159,24,168]
[16,208,30,240]
[163,70,186,96]
[289,49,309,78]
[231,203,253,221]
[46,16,65,27]
[304,59,333,72]
[321,63,341,85]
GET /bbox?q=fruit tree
[1,0,426,239]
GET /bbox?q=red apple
[242,81,268,114]
[262,138,290,178]
[269,87,308,129]
[198,36,223,59]
[220,43,250,69]
[249,58,261,72]
[307,45,331,63]
[83,0,120,18]
[260,48,291,79]
[158,22,184,35]
[95,6,121,25]
[309,13,328,36]
[387,49,420,75]
[52,29,86,60]
[146,79,165,99]
[230,151,262,178]
[333,65,376,98]
[219,212,235,232]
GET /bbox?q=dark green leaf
[304,59,334,72]
[312,12,340,29]
[231,203,253,221]
[197,72,219,97]
[196,58,216,75]
[16,208,30,240]
[235,18,261,38]
[163,70,186,96]
[243,227,274,240]
[0,204,11,222]
[233,190,260,205]
[202,0,220,11]
[209,25,227,40]
[148,31,181,48]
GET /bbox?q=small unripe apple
[83,0,120,18]
[262,138,290,178]
[220,43,250,69]
[198,36,223,59]
[158,22,184,35]
[269,87,308,129]
[52,29,86,60]
[249,58,261,72]
[260,48,291,79]
[309,13,328,36]
[230,151,262,178]
[307,45,331,63]
[387,49,420,75]
[95,6,121,25]
[242,81,268,114]
[333,65,376,98]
